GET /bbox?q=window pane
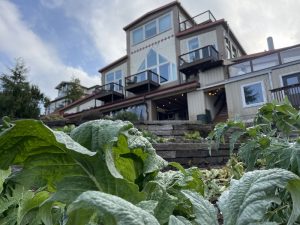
[243,83,264,105]
[280,47,300,63]
[145,21,157,39]
[188,38,199,62]
[147,49,157,67]
[282,73,300,86]
[159,14,171,32]
[159,55,167,64]
[115,70,122,79]
[138,60,145,71]
[188,37,199,50]
[132,27,143,44]
[252,53,279,71]
[229,61,251,77]
[159,63,170,83]
[106,73,114,83]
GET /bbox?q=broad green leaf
[182,190,218,225]
[143,167,204,224]
[286,179,300,225]
[0,168,11,193]
[70,120,167,182]
[0,120,144,206]
[66,191,160,225]
[168,215,193,225]
[218,169,299,225]
[18,191,49,224]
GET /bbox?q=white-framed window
[105,70,123,91]
[132,27,144,45]
[159,13,171,33]
[131,12,172,45]
[241,81,266,107]
[187,37,199,62]
[145,21,157,39]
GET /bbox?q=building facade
[57,1,300,122]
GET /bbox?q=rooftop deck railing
[179,10,216,32]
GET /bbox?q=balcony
[179,10,216,32]
[94,82,124,103]
[179,45,221,75]
[125,70,167,94]
[270,83,300,109]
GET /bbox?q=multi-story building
[46,81,101,115]
[58,1,300,122]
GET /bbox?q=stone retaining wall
[153,143,232,168]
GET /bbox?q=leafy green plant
[113,111,138,122]
[184,131,201,141]
[1,117,300,224]
[209,101,300,171]
[0,119,204,224]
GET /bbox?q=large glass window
[159,14,171,32]
[188,37,199,62]
[280,47,300,63]
[131,13,172,45]
[241,81,266,107]
[137,49,176,84]
[105,70,123,92]
[252,54,279,71]
[145,21,157,39]
[229,61,252,77]
[147,49,157,67]
[132,27,143,45]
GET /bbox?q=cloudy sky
[1,0,299,98]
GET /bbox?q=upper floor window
[159,14,171,32]
[145,21,157,39]
[188,37,199,62]
[105,70,123,91]
[132,13,172,45]
[132,27,143,45]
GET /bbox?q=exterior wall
[48,98,67,114]
[187,90,205,120]
[199,67,225,87]
[271,63,300,89]
[225,74,271,120]
[179,30,218,54]
[101,61,128,86]
[64,99,102,114]
[130,29,177,75]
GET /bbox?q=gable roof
[123,1,191,31]
[98,55,128,73]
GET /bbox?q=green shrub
[113,111,138,123]
[184,131,201,140]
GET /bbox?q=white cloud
[58,0,300,59]
[0,0,99,98]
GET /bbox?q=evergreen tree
[0,58,45,119]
